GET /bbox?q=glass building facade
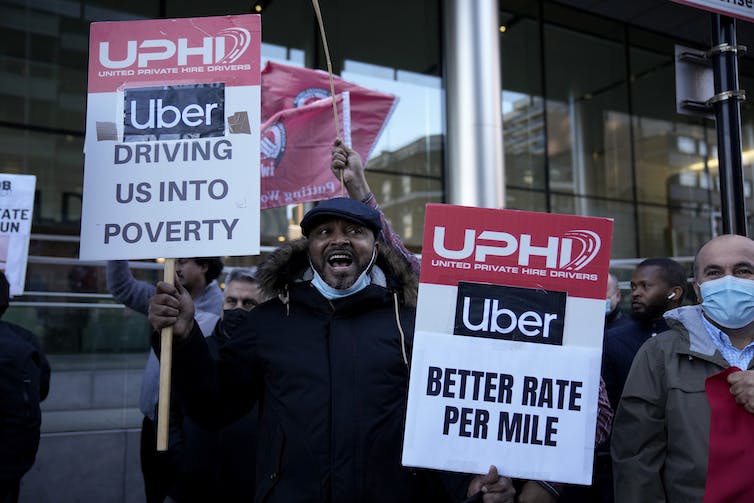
[2,0,753,500]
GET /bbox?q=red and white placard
[80,15,261,260]
[403,204,613,484]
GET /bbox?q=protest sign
[261,61,397,162]
[0,174,35,295]
[402,204,613,484]
[80,15,261,260]
[260,93,349,209]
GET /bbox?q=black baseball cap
[300,197,382,237]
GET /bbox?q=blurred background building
[1,0,753,500]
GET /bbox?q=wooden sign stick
[156,257,175,451]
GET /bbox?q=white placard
[403,331,601,484]
[0,174,35,295]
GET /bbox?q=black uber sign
[454,282,566,346]
[123,84,225,141]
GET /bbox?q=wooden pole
[156,258,175,451]
[311,0,346,196]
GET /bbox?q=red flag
[261,60,397,162]
[703,367,754,503]
[259,94,347,210]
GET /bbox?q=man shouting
[149,198,513,503]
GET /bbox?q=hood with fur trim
[256,238,419,307]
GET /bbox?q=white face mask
[310,248,377,300]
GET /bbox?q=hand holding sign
[148,276,196,341]
[727,370,754,414]
[466,465,515,503]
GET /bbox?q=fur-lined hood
[256,238,419,307]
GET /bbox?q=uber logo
[454,282,566,346]
[123,84,225,141]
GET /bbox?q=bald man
[612,234,754,502]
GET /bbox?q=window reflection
[499,6,754,258]
[342,60,444,249]
[501,15,546,199]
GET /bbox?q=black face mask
[220,308,249,338]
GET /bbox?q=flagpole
[311,0,345,196]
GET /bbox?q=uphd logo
[434,227,601,271]
[124,84,225,141]
[454,282,566,345]
[99,27,251,69]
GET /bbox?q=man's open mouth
[327,252,354,269]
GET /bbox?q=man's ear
[668,286,684,302]
[692,282,702,304]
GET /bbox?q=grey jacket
[106,260,223,419]
[611,305,738,503]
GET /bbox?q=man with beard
[149,198,515,503]
[612,234,754,501]
[602,258,687,412]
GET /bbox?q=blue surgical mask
[605,298,612,315]
[310,248,376,300]
[700,275,754,329]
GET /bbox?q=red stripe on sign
[419,204,613,300]
[88,15,261,93]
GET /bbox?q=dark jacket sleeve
[611,338,667,502]
[17,325,51,401]
[35,337,51,401]
[153,321,260,430]
[602,329,622,412]
[438,471,475,502]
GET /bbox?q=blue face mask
[310,248,376,300]
[605,298,613,315]
[700,275,754,329]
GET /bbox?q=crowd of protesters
[144,142,754,503]
[7,140,754,503]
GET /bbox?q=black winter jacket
[167,326,258,503]
[169,240,459,503]
[0,320,51,480]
